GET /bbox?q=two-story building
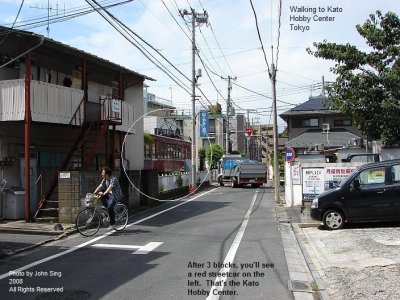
[0,27,150,221]
[280,95,363,160]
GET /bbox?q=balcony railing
[0,79,26,121]
[0,79,83,123]
[0,79,135,133]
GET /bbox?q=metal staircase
[34,97,122,221]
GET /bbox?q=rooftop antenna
[30,1,65,37]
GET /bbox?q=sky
[1,0,399,131]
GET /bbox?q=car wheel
[323,209,345,230]
[231,177,237,188]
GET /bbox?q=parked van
[310,159,400,230]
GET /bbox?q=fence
[158,171,210,192]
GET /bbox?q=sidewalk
[0,219,76,258]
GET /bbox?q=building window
[292,118,319,128]
[334,119,352,126]
[209,119,216,134]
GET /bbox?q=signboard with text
[199,111,209,137]
[324,167,357,189]
[111,99,121,113]
[302,168,324,201]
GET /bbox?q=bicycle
[75,193,128,237]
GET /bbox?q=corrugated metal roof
[1,26,154,81]
[43,36,154,81]
[286,130,361,148]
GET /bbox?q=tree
[205,144,224,169]
[144,132,153,145]
[308,11,400,145]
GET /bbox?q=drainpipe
[83,58,88,121]
[119,72,124,171]
[18,35,44,222]
[24,54,31,222]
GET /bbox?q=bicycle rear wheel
[112,203,128,231]
[76,207,101,237]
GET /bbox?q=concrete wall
[124,84,144,170]
[381,148,400,160]
[158,171,210,192]
[58,171,81,223]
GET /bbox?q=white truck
[217,155,267,188]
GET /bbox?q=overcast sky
[1,0,399,130]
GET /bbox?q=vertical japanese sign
[302,168,324,201]
[199,111,209,137]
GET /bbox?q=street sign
[245,128,254,137]
[286,147,295,162]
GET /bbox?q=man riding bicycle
[93,167,123,226]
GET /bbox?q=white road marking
[206,190,259,300]
[91,241,164,254]
[0,188,218,280]
[132,242,164,254]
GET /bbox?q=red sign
[245,128,254,137]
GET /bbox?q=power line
[85,0,193,95]
[249,0,271,76]
[0,0,133,34]
[275,0,282,69]
[0,0,24,45]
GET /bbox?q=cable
[0,0,133,34]
[249,0,271,77]
[86,0,192,95]
[0,35,44,69]
[275,0,282,69]
[0,0,24,45]
[198,27,227,77]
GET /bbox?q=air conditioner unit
[322,123,330,131]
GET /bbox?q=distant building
[280,95,364,156]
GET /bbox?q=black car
[310,159,400,230]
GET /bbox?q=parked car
[310,159,400,230]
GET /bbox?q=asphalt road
[0,186,293,300]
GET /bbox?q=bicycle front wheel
[76,207,101,237]
[112,203,128,231]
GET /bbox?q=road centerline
[206,190,259,300]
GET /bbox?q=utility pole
[222,76,236,154]
[271,62,281,204]
[180,8,208,191]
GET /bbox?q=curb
[291,223,331,300]
[0,226,77,259]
